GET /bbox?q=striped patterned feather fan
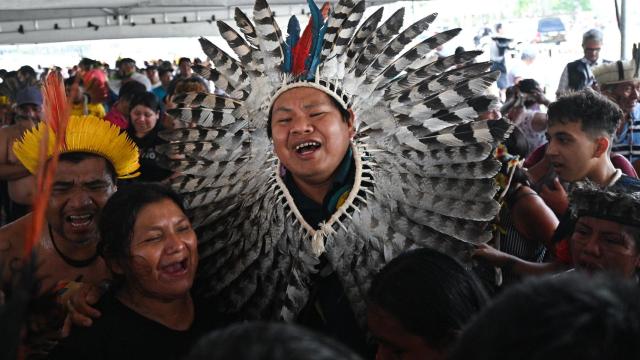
[158,0,512,325]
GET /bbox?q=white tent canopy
[0,0,394,44]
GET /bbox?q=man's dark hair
[18,66,36,78]
[547,88,623,138]
[118,80,147,102]
[178,57,192,65]
[118,58,136,67]
[267,93,351,138]
[368,248,488,351]
[517,78,540,94]
[449,273,640,360]
[129,91,161,113]
[98,183,186,289]
[78,58,96,70]
[59,152,116,183]
[499,127,531,193]
[158,68,172,78]
[186,322,362,360]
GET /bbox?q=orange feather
[23,72,70,258]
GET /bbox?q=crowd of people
[1,1,640,359]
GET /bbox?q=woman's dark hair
[499,127,531,197]
[368,248,488,351]
[118,80,147,101]
[187,322,362,360]
[129,91,161,113]
[98,183,187,288]
[517,78,540,94]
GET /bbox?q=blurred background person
[187,322,362,360]
[556,29,607,97]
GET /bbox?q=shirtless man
[0,152,116,295]
[0,86,40,222]
[0,111,139,355]
[0,107,140,291]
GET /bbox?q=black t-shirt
[128,126,173,183]
[48,292,224,360]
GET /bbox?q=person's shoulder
[612,175,640,192]
[0,124,19,139]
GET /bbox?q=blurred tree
[516,0,592,16]
[516,0,537,16]
[551,0,592,13]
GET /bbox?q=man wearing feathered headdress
[0,78,139,291]
[0,115,139,294]
[0,76,139,355]
[147,0,512,353]
[69,0,512,355]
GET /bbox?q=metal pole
[621,0,627,59]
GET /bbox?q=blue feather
[305,0,324,78]
[308,22,328,79]
[284,15,300,73]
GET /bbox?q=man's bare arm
[0,163,31,181]
[0,127,30,180]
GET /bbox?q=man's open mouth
[66,214,93,228]
[295,141,321,154]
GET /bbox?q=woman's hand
[472,243,516,268]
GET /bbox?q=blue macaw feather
[284,15,301,73]
[304,0,323,77]
[307,22,328,79]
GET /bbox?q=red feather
[23,72,69,258]
[292,17,313,75]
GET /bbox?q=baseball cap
[15,86,43,107]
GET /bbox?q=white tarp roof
[0,0,394,44]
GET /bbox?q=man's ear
[593,136,609,158]
[347,109,356,138]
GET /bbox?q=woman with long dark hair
[49,183,223,359]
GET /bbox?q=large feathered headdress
[162,0,513,323]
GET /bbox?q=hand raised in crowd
[472,243,517,269]
[529,88,550,106]
[58,281,105,336]
[539,177,569,216]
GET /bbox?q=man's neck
[587,158,618,187]
[49,227,99,263]
[292,175,334,205]
[117,288,194,330]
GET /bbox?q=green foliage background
[516,0,592,16]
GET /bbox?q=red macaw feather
[292,16,313,75]
[24,72,69,258]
